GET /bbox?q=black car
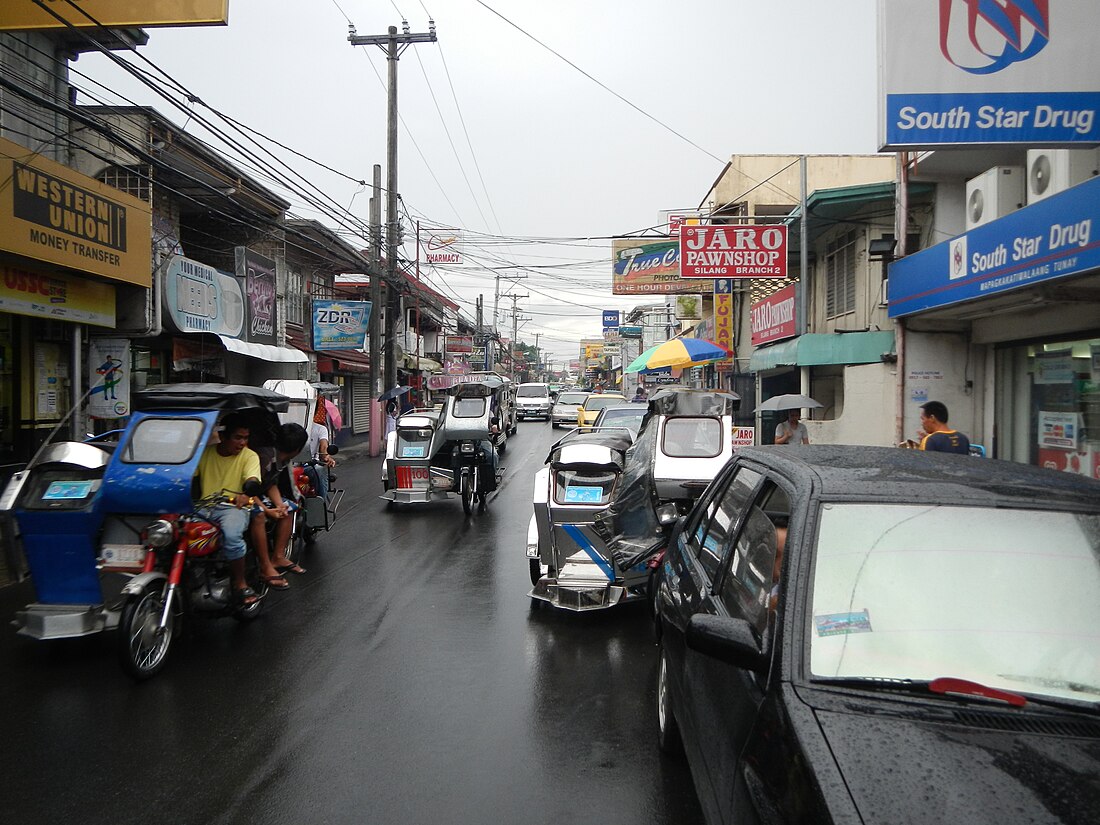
[654,446,1100,825]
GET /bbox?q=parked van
[516,382,552,421]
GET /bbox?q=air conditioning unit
[1026,148,1100,203]
[965,166,1024,230]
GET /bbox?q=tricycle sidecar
[526,427,642,611]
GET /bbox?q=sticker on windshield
[400,445,426,458]
[814,610,873,637]
[42,480,94,500]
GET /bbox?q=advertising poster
[445,335,474,355]
[1038,410,1080,450]
[88,337,131,418]
[236,247,277,346]
[674,295,702,321]
[0,263,116,327]
[163,255,243,336]
[612,238,714,295]
[312,300,371,350]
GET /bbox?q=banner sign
[236,247,277,345]
[445,335,474,354]
[0,137,150,286]
[312,300,371,351]
[878,1,1100,148]
[0,263,115,327]
[0,1,227,30]
[679,225,787,279]
[163,255,243,336]
[612,237,714,295]
[423,228,462,264]
[750,283,797,346]
[714,279,734,362]
[618,325,643,338]
[732,426,756,448]
[889,175,1100,318]
[602,310,620,328]
[88,337,130,418]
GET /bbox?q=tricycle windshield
[120,417,206,464]
[452,397,487,418]
[810,503,1100,704]
[555,469,616,505]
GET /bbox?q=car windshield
[597,408,646,432]
[452,397,486,418]
[517,386,548,398]
[809,503,1100,704]
[585,396,625,412]
[557,393,588,405]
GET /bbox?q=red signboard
[679,225,788,279]
[445,335,474,355]
[714,279,734,367]
[750,284,798,346]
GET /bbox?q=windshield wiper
[813,676,1027,707]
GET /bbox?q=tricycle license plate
[43,481,94,500]
[101,544,145,568]
[564,486,603,504]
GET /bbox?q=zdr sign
[679,225,787,279]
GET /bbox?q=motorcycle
[2,382,290,680]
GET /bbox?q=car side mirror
[327,444,339,456]
[686,614,768,674]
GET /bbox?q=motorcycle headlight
[459,441,476,454]
[141,519,175,548]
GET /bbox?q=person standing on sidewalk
[775,410,810,445]
[918,401,971,454]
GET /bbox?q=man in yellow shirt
[196,412,262,605]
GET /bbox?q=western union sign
[0,1,229,31]
[0,137,151,287]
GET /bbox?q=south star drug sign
[679,225,788,279]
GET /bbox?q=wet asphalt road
[0,421,704,825]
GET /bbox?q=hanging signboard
[612,237,714,295]
[423,229,462,264]
[312,300,371,350]
[878,1,1100,148]
[0,263,115,327]
[674,294,702,320]
[714,279,734,365]
[680,225,788,279]
[602,310,620,328]
[236,247,277,345]
[88,337,130,418]
[163,255,243,336]
[0,1,229,30]
[445,335,474,354]
[732,427,756,448]
[750,283,797,346]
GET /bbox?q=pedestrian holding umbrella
[756,394,822,446]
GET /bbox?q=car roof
[734,445,1100,510]
[584,393,626,403]
[596,404,645,416]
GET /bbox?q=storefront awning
[749,331,895,372]
[403,354,443,373]
[317,349,371,374]
[217,335,309,363]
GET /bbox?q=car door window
[718,481,791,639]
[685,467,762,580]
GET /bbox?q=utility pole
[369,165,382,398]
[349,19,437,394]
[533,332,540,380]
[508,293,528,383]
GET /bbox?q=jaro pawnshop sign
[878,1,1100,148]
[751,284,797,346]
[0,137,150,286]
[679,225,788,279]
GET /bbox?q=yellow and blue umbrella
[625,338,730,373]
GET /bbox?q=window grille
[97,165,151,203]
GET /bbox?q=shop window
[825,230,857,318]
[285,265,304,326]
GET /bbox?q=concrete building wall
[900,329,985,446]
[805,362,897,446]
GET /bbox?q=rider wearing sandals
[196,412,263,606]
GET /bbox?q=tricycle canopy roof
[449,375,506,397]
[133,383,290,414]
[646,386,740,416]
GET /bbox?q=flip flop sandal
[234,586,260,606]
[262,575,290,591]
[275,562,306,576]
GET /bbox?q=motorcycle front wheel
[461,476,472,516]
[118,581,175,681]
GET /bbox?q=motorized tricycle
[1,383,289,679]
[526,426,646,611]
[381,373,508,513]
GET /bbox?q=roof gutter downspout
[894,152,909,445]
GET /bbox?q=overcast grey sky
[77,0,881,363]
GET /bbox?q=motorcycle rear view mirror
[326,445,339,456]
[243,479,264,498]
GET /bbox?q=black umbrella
[378,385,412,402]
